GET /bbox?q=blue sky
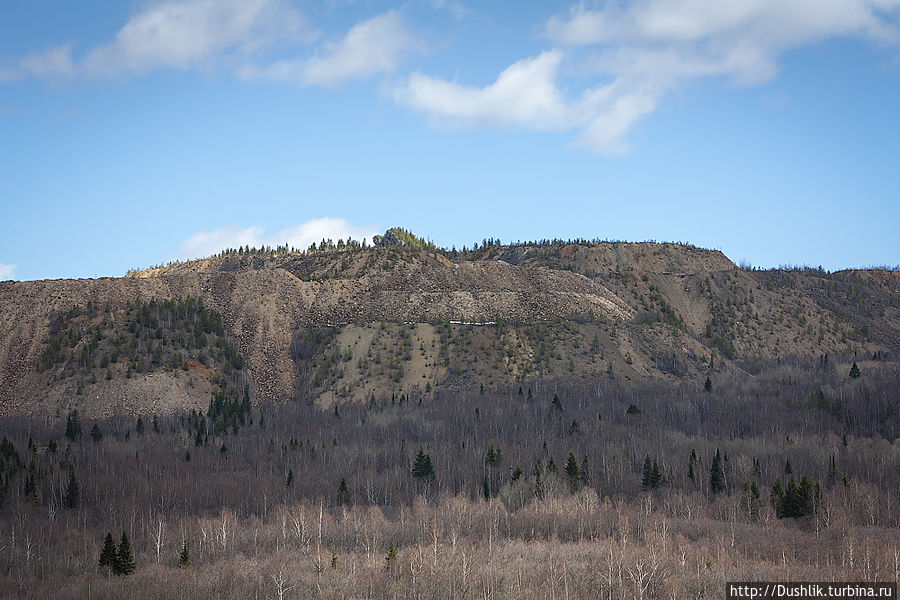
[1,0,898,281]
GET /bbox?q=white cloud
[19,43,78,80]
[0,263,16,281]
[241,11,422,86]
[397,0,900,153]
[83,0,311,77]
[395,50,654,153]
[3,4,419,88]
[177,218,380,260]
[396,51,568,129]
[1,0,311,81]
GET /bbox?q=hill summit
[0,229,897,416]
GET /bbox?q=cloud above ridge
[395,0,900,153]
[177,218,380,260]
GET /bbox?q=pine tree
[849,362,861,379]
[485,444,502,467]
[704,376,712,393]
[116,531,135,575]
[286,468,294,487]
[64,466,80,509]
[709,449,726,494]
[481,476,490,500]
[99,533,118,571]
[179,540,190,568]
[641,455,654,489]
[552,394,563,411]
[90,424,103,442]
[688,449,697,482]
[65,409,82,441]
[771,478,785,517]
[337,477,351,506]
[411,449,435,481]
[564,452,581,490]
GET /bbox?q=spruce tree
[64,466,80,509]
[641,455,654,489]
[564,452,581,490]
[411,449,435,481]
[337,477,351,506]
[179,540,190,568]
[99,533,118,571]
[704,377,712,393]
[65,409,82,441]
[709,449,726,494]
[849,362,861,379]
[771,478,785,517]
[116,531,136,575]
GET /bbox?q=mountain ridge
[2,235,898,417]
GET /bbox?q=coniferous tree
[23,469,36,499]
[688,449,697,482]
[481,476,490,500]
[179,540,190,568]
[90,424,102,442]
[564,452,581,490]
[747,481,761,520]
[849,361,861,379]
[771,478,786,517]
[286,468,294,487]
[704,376,712,393]
[136,416,145,435]
[485,444,502,467]
[99,533,118,571]
[337,477,351,506]
[411,448,435,481]
[641,455,654,489]
[64,466,80,509]
[116,531,135,575]
[710,449,726,494]
[65,409,82,441]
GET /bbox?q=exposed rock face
[2,241,899,417]
[372,230,405,248]
[0,248,632,412]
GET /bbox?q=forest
[1,343,898,599]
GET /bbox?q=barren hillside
[1,238,898,417]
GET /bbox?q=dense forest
[1,348,898,598]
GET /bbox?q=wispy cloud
[396,0,900,153]
[1,2,419,87]
[177,218,380,260]
[80,0,312,78]
[0,263,16,281]
[240,11,422,86]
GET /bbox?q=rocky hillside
[1,235,898,417]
